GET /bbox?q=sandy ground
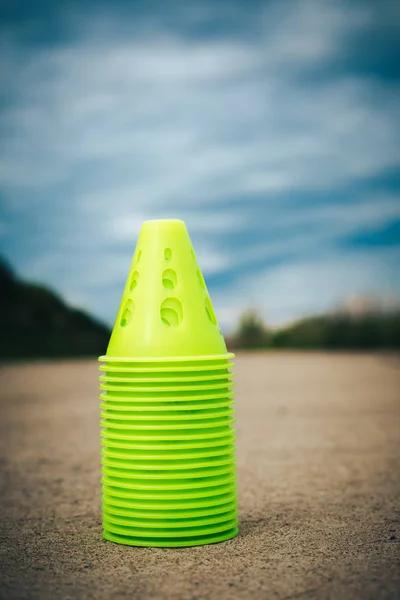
[0,352,399,600]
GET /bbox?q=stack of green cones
[99,219,238,547]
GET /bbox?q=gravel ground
[0,352,399,600]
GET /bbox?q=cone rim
[102,491,237,510]
[101,444,235,460]
[101,455,235,470]
[102,482,237,500]
[99,353,234,363]
[99,362,234,373]
[99,373,235,383]
[99,399,234,411]
[100,382,235,392]
[102,509,237,529]
[102,473,236,490]
[102,499,237,519]
[102,526,239,547]
[102,464,235,480]
[100,416,235,430]
[100,433,236,448]
[103,517,238,536]
[100,408,235,421]
[100,390,235,402]
[101,439,236,452]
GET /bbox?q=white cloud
[232,195,400,266]
[193,247,230,275]
[0,0,399,328]
[1,1,399,205]
[213,246,400,331]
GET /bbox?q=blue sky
[0,0,399,331]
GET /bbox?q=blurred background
[1,0,399,358]
[1,4,400,598]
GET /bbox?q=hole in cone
[205,297,217,325]
[120,300,134,327]
[164,248,172,261]
[197,269,206,289]
[129,271,139,291]
[160,298,183,326]
[162,269,177,290]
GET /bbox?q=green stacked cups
[99,220,238,547]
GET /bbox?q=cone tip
[104,217,228,358]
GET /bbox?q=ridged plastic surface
[100,358,238,547]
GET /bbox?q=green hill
[0,258,111,360]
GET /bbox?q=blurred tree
[0,257,111,360]
[235,309,270,349]
[233,306,400,350]
[271,316,328,349]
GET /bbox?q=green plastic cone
[99,219,238,547]
[105,219,228,358]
